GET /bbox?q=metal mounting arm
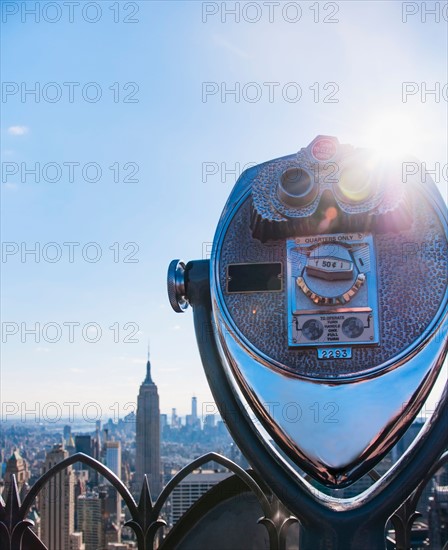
[184,259,448,550]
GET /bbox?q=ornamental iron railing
[1,449,447,549]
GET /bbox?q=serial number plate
[317,347,352,359]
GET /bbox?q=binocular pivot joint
[167,259,189,313]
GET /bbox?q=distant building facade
[3,449,30,497]
[77,492,105,550]
[105,440,122,536]
[69,532,85,550]
[428,481,448,549]
[170,471,232,525]
[40,444,75,550]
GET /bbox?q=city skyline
[1,338,445,546]
[0,352,239,548]
[1,405,444,548]
[0,349,219,421]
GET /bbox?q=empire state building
[135,355,161,497]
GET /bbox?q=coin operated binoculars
[168,136,448,549]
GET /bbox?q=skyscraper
[192,396,198,421]
[4,449,30,497]
[77,492,105,550]
[75,435,93,457]
[186,396,200,429]
[135,355,161,497]
[74,434,99,486]
[40,444,75,550]
[106,441,121,479]
[105,440,122,534]
[63,425,72,442]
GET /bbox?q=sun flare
[363,112,419,159]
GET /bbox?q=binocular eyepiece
[251,137,412,242]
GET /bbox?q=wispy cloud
[212,34,251,59]
[118,356,146,365]
[3,182,18,191]
[160,367,181,373]
[8,125,29,136]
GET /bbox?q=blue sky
[1,1,447,420]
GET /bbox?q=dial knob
[296,243,365,305]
